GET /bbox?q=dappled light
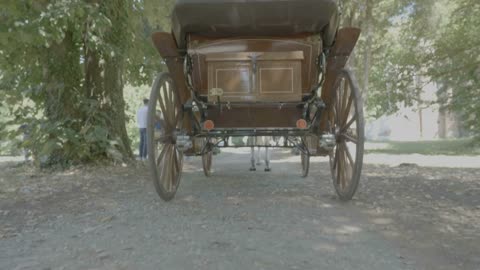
[0,0,479,269]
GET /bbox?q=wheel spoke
[341,79,348,122]
[342,141,354,168]
[168,84,176,123]
[331,105,336,128]
[333,145,339,170]
[156,143,168,167]
[176,150,183,182]
[343,133,358,144]
[162,82,174,126]
[170,145,177,190]
[169,81,177,109]
[172,149,178,187]
[161,82,171,126]
[343,93,353,126]
[335,83,342,125]
[336,145,342,187]
[157,92,170,132]
[166,145,174,191]
[173,146,180,182]
[173,107,182,130]
[341,114,357,133]
[341,144,348,189]
[168,83,178,127]
[160,145,169,191]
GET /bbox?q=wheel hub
[176,134,193,152]
[320,133,336,150]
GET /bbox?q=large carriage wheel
[202,140,213,177]
[147,73,183,201]
[328,69,365,201]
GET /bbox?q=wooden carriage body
[189,35,320,129]
[153,0,359,133]
[148,0,365,201]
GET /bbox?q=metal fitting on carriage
[296,119,308,129]
[176,135,193,152]
[319,133,336,151]
[203,120,215,131]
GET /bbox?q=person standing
[19,124,31,162]
[137,98,149,160]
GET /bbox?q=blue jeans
[139,128,147,159]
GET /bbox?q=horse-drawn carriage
[148,0,364,201]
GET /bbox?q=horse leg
[249,146,256,171]
[264,147,271,172]
[256,146,262,165]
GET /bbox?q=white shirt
[137,105,148,128]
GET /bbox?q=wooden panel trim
[188,37,318,92]
[215,67,251,94]
[206,51,304,62]
[259,67,294,94]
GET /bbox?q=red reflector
[296,119,307,129]
[204,120,215,131]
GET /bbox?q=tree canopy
[0,0,478,165]
[345,0,479,139]
[0,0,171,166]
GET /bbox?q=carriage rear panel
[204,105,303,128]
[188,35,322,102]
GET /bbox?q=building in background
[366,81,462,141]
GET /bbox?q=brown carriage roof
[172,0,339,49]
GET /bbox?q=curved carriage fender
[151,32,192,132]
[319,27,361,132]
[321,27,361,99]
[323,8,341,48]
[152,32,181,58]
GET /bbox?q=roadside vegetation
[0,0,478,166]
[366,138,480,156]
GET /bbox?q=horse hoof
[264,168,271,172]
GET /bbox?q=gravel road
[1,149,479,270]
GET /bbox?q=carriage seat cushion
[172,0,339,49]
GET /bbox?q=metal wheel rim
[301,152,310,178]
[202,150,213,177]
[147,73,183,201]
[328,69,365,201]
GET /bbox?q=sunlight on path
[0,156,24,163]
[2,149,478,168]
[221,148,480,168]
[362,153,479,168]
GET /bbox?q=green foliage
[344,0,480,141]
[0,0,174,165]
[430,0,480,139]
[366,139,480,156]
[2,0,478,161]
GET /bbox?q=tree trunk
[83,0,133,159]
[362,0,373,105]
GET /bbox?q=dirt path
[1,150,479,270]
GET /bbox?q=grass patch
[365,138,480,156]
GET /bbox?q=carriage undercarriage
[147,0,365,202]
